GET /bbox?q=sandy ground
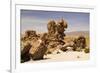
[25,51,89,63]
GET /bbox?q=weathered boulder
[25,30,37,37]
[59,42,74,52]
[84,48,90,53]
[30,42,47,60]
[73,36,86,51]
[22,30,38,41]
[29,33,48,60]
[21,43,32,63]
[84,47,90,53]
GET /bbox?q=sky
[21,9,89,33]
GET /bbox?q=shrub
[84,48,90,53]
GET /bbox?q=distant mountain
[65,31,89,37]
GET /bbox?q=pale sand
[25,51,89,63]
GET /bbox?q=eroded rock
[47,19,68,51]
[21,43,32,63]
[29,33,48,60]
[73,36,86,51]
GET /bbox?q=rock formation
[60,42,74,52]
[21,43,32,63]
[29,33,48,60]
[47,19,68,50]
[47,19,67,40]
[21,30,38,41]
[73,36,86,51]
[20,18,88,62]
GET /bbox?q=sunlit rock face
[29,33,48,60]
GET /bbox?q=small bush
[84,48,90,53]
[57,51,60,54]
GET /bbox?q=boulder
[60,42,74,52]
[73,36,86,51]
[84,47,90,53]
[21,43,32,63]
[25,30,37,37]
[29,33,48,60]
[30,42,47,60]
[22,30,38,41]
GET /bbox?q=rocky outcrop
[47,19,68,50]
[21,19,68,62]
[73,36,86,51]
[21,43,32,63]
[47,19,67,40]
[21,30,38,42]
[59,36,86,52]
[29,33,48,60]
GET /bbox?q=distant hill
[65,31,89,37]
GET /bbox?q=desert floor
[25,51,89,63]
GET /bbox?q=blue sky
[21,9,89,33]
